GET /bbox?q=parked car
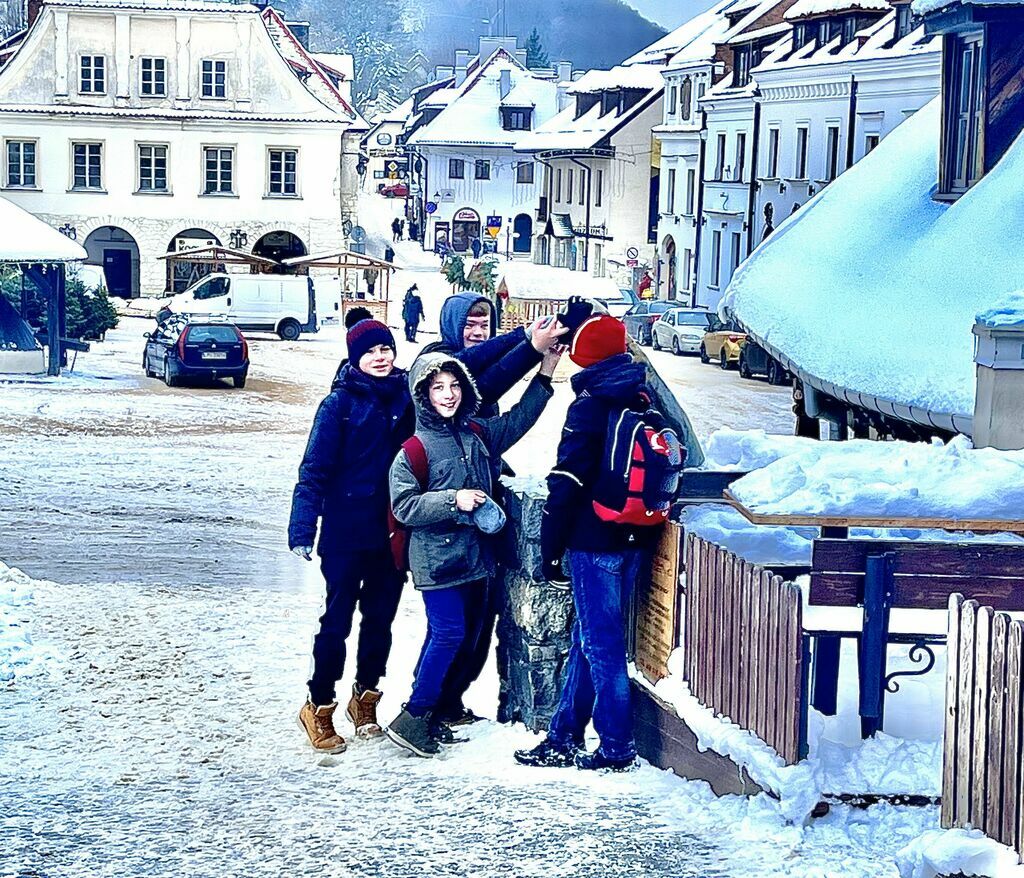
[621,301,674,346]
[651,308,714,355]
[738,340,791,385]
[700,317,747,369]
[144,316,249,388]
[380,181,409,198]
[595,287,640,319]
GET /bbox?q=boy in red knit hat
[516,314,660,772]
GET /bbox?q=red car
[379,181,409,198]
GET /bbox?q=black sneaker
[386,709,440,757]
[437,707,485,727]
[574,749,638,772]
[430,721,468,745]
[514,737,578,768]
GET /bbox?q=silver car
[651,307,714,355]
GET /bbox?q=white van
[162,274,341,340]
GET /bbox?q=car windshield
[650,303,672,313]
[675,312,713,327]
[193,276,230,300]
[187,325,238,343]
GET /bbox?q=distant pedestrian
[399,220,406,240]
[363,267,379,299]
[470,237,482,259]
[638,270,653,300]
[391,218,401,242]
[384,244,396,264]
[290,319,414,753]
[402,284,425,343]
[409,219,420,242]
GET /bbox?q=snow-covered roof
[311,52,353,80]
[48,0,257,10]
[407,51,560,149]
[0,103,350,124]
[725,21,791,43]
[785,0,890,19]
[624,0,737,66]
[567,65,666,94]
[912,0,1022,14]
[722,97,1024,433]
[976,292,1024,329]
[497,262,620,301]
[0,196,87,263]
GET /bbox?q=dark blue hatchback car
[144,317,249,388]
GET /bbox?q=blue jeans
[548,549,646,761]
[407,580,487,717]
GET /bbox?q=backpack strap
[401,436,429,489]
[468,420,484,436]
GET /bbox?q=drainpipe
[570,156,592,272]
[745,97,761,257]
[846,75,858,171]
[535,155,557,264]
[692,109,708,308]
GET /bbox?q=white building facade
[0,0,363,297]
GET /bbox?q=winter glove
[557,296,595,341]
[292,545,313,561]
[543,558,571,590]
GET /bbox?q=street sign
[425,201,438,215]
[386,160,400,179]
[486,214,502,238]
[626,246,640,259]
[350,225,366,243]
[627,258,639,268]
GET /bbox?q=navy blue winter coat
[541,353,662,565]
[419,292,542,418]
[288,363,414,556]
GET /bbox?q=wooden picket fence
[683,533,805,764]
[942,595,1024,858]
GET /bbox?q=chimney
[972,312,1024,449]
[499,68,511,100]
[555,61,573,82]
[455,49,470,86]
[514,49,527,67]
[27,0,43,28]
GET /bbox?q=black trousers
[308,547,405,706]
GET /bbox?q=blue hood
[439,293,495,352]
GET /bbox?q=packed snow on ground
[0,561,52,682]
[897,828,1024,878]
[976,290,1024,328]
[723,97,1024,417]
[729,434,1024,522]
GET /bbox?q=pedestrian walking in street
[515,314,682,772]
[399,220,406,241]
[384,244,396,264]
[385,348,561,756]
[402,284,425,343]
[289,319,415,753]
[470,237,482,259]
[364,267,378,299]
[409,219,420,242]
[391,218,401,242]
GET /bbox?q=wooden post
[44,266,61,376]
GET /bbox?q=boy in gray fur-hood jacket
[386,347,561,756]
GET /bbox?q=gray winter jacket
[389,352,553,590]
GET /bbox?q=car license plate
[202,352,228,361]
[322,316,339,325]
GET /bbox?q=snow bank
[0,561,49,682]
[723,97,1024,418]
[701,427,823,471]
[682,503,816,565]
[897,828,1024,878]
[976,290,1024,328]
[730,435,1024,522]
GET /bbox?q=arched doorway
[252,230,307,272]
[166,228,222,293]
[662,235,677,300]
[83,226,141,299]
[512,214,532,255]
[451,208,480,253]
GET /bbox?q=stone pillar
[496,483,574,732]
[973,320,1024,450]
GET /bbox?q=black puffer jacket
[288,363,414,556]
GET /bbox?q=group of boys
[288,289,664,771]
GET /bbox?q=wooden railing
[942,595,1024,858]
[500,297,560,333]
[683,533,806,764]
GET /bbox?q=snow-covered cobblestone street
[0,261,936,877]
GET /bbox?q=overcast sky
[625,0,718,28]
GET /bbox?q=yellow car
[699,318,747,369]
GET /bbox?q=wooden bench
[806,539,1024,738]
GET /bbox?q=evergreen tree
[524,28,548,69]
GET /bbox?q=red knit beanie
[568,314,627,368]
[347,318,396,365]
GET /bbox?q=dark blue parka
[420,292,542,419]
[288,363,414,556]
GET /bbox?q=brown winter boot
[346,684,383,738]
[298,700,347,753]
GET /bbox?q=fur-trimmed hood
[410,352,482,432]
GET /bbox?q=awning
[282,250,396,272]
[158,246,278,268]
[544,214,575,239]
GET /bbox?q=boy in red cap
[515,314,658,772]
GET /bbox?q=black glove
[543,557,571,588]
[557,296,595,341]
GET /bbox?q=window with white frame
[474,159,490,180]
[567,168,574,201]
[5,140,36,188]
[137,144,168,192]
[555,167,562,202]
[825,125,841,181]
[767,127,780,177]
[203,146,234,194]
[864,133,880,154]
[729,231,742,283]
[667,168,676,214]
[268,148,298,196]
[710,229,722,287]
[448,158,465,179]
[140,57,167,97]
[594,168,603,206]
[80,55,105,94]
[735,132,746,182]
[795,126,809,179]
[516,161,534,184]
[668,86,678,117]
[201,60,227,99]
[71,142,102,189]
[714,132,726,180]
[681,78,692,121]
[685,168,695,214]
[578,170,585,205]
[682,247,692,290]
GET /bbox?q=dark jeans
[407,580,487,716]
[548,549,646,761]
[404,322,419,343]
[307,547,405,706]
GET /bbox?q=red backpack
[388,422,483,571]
